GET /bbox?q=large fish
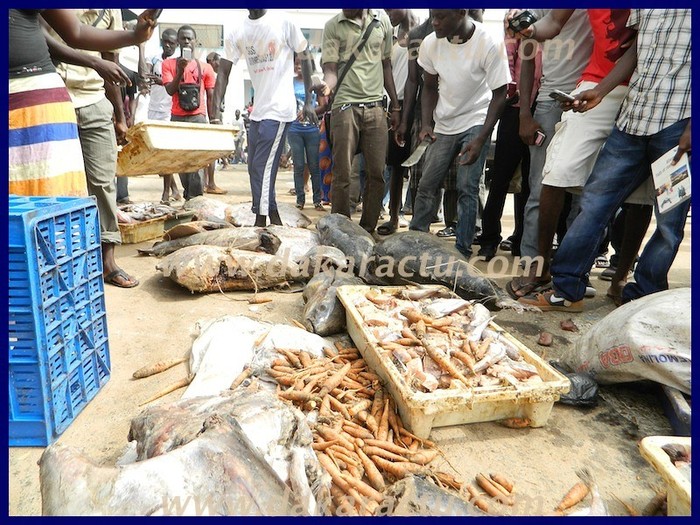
[227,202,312,229]
[316,214,375,274]
[265,225,320,264]
[163,221,233,241]
[371,231,514,310]
[182,196,232,224]
[141,227,280,257]
[156,246,302,293]
[39,414,306,516]
[302,272,364,336]
[127,388,330,516]
[379,475,486,516]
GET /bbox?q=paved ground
[9,164,691,516]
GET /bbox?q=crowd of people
[8,8,690,310]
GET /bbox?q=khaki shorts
[542,81,627,189]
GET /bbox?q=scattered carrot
[476,473,514,505]
[466,485,489,513]
[132,357,187,379]
[277,348,302,368]
[363,445,408,463]
[229,367,253,390]
[409,449,439,465]
[612,494,640,516]
[139,374,193,406]
[340,473,384,503]
[253,329,270,347]
[489,473,514,494]
[556,481,590,511]
[419,335,471,387]
[247,295,272,304]
[318,362,352,398]
[311,440,338,452]
[452,351,476,374]
[377,398,390,441]
[290,319,307,330]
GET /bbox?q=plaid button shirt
[616,9,691,136]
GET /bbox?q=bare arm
[322,62,339,96]
[300,50,318,125]
[40,9,157,51]
[43,30,131,86]
[164,57,189,96]
[102,51,128,145]
[459,84,507,165]
[521,9,575,41]
[382,57,400,130]
[206,88,215,122]
[517,45,541,145]
[419,72,439,142]
[573,36,638,112]
[211,58,233,123]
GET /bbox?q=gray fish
[141,227,280,257]
[39,414,304,516]
[316,214,375,274]
[300,246,349,276]
[302,272,364,336]
[371,231,506,309]
[182,196,232,224]
[163,221,233,241]
[156,246,301,293]
[227,202,312,229]
[265,225,320,264]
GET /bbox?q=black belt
[339,101,383,110]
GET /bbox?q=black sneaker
[477,244,498,261]
[436,226,456,238]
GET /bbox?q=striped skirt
[9,72,87,197]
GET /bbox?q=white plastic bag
[563,288,690,394]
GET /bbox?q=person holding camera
[162,25,216,201]
[505,9,654,308]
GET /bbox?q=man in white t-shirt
[212,9,316,227]
[142,28,181,203]
[409,9,510,257]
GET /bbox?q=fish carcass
[316,213,375,274]
[39,414,308,516]
[182,196,233,224]
[265,225,320,264]
[302,271,364,336]
[227,202,312,229]
[141,227,281,257]
[371,231,506,309]
[127,388,331,516]
[156,245,302,293]
[162,220,233,241]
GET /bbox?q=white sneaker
[398,215,409,228]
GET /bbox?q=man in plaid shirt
[520,9,691,310]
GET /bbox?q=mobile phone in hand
[534,129,546,147]
[181,48,192,60]
[508,10,537,33]
[549,89,576,104]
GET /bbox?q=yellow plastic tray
[639,436,691,516]
[116,120,239,177]
[337,285,571,438]
[118,217,166,244]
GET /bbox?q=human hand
[92,57,131,86]
[571,88,602,113]
[134,9,158,43]
[518,113,543,146]
[418,126,435,143]
[395,121,408,147]
[458,136,486,165]
[673,122,691,164]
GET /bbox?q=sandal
[506,276,552,300]
[594,255,610,268]
[377,221,397,236]
[104,269,139,289]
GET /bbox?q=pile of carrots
[265,342,482,516]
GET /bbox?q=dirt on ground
[9,164,691,516]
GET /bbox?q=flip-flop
[506,276,552,300]
[377,222,397,236]
[104,269,139,289]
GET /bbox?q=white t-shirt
[418,23,511,135]
[391,40,409,101]
[133,92,150,124]
[147,55,173,120]
[225,12,307,122]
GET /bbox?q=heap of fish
[117,202,181,223]
[183,196,312,228]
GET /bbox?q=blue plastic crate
[8,195,111,446]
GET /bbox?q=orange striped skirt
[9,73,87,197]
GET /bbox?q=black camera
[508,10,537,33]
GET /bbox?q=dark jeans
[410,126,488,257]
[288,128,322,206]
[480,105,530,248]
[552,119,690,302]
[170,113,207,200]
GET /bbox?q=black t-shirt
[9,9,56,77]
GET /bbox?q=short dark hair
[162,28,177,39]
[177,25,196,38]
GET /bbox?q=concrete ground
[8,163,691,516]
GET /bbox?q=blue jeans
[288,128,322,206]
[409,126,488,256]
[552,119,690,302]
[520,100,564,258]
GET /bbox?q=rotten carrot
[466,485,489,513]
[556,481,590,511]
[475,473,514,505]
[229,367,253,390]
[132,357,187,379]
[489,473,514,494]
[139,375,193,406]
